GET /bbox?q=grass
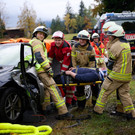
[51,80,135,135]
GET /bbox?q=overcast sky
[3,0,97,28]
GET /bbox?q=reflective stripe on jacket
[71,43,96,68]
[48,40,71,72]
[91,41,105,64]
[29,38,50,73]
[107,38,132,82]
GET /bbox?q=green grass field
[51,80,135,135]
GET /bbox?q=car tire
[84,85,92,100]
[0,87,23,123]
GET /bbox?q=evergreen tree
[79,0,85,17]
[50,15,65,34]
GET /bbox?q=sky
[2,0,97,28]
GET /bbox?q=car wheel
[84,85,92,100]
[0,87,23,123]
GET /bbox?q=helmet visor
[77,34,89,40]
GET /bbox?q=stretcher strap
[57,81,102,87]
[0,123,52,135]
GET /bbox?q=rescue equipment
[0,123,52,135]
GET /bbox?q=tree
[103,0,135,13]
[79,0,85,17]
[17,2,37,38]
[69,18,77,33]
[50,15,65,34]
[64,13,70,33]
[92,0,104,17]
[36,18,46,27]
[0,1,6,38]
[65,1,75,19]
[92,0,135,16]
[84,6,96,29]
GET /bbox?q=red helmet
[52,31,64,39]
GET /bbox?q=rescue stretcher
[54,73,103,87]
[51,59,104,88]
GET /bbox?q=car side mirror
[17,61,30,69]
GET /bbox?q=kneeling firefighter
[71,30,100,110]
[29,26,73,119]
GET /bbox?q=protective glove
[60,71,65,86]
[46,67,54,77]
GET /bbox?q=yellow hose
[0,123,52,135]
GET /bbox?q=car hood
[0,66,14,87]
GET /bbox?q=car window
[0,43,21,66]
[0,43,32,66]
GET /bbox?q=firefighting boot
[55,112,74,120]
[77,99,86,111]
[66,103,72,110]
[126,110,135,120]
[72,99,77,107]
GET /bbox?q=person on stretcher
[54,67,104,84]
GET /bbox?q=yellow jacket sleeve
[31,40,50,70]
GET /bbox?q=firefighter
[101,21,116,48]
[94,25,135,120]
[29,26,73,119]
[48,31,77,109]
[103,22,124,116]
[71,30,100,110]
[91,33,107,69]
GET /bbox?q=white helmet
[32,26,48,38]
[102,21,116,32]
[77,30,90,40]
[52,31,64,39]
[107,24,125,37]
[92,33,99,39]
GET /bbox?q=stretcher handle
[57,81,102,87]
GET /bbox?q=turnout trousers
[38,72,68,115]
[94,77,135,117]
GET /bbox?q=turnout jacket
[48,40,71,72]
[29,38,50,73]
[107,38,132,82]
[71,42,96,68]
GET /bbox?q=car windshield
[0,43,32,66]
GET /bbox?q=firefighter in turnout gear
[94,25,135,120]
[48,31,77,109]
[103,22,124,116]
[29,26,73,119]
[91,33,107,69]
[71,30,100,110]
